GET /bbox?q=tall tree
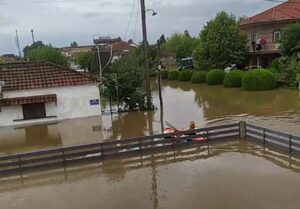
[280,23,300,56]
[76,51,93,72]
[193,11,248,70]
[23,41,45,59]
[159,34,166,45]
[164,30,197,60]
[27,45,68,67]
[70,41,78,47]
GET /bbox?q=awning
[0,94,57,106]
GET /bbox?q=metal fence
[245,123,300,153]
[0,123,240,177]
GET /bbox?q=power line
[124,0,136,41]
[264,0,300,3]
[0,0,98,5]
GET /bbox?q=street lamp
[146,9,157,16]
[140,0,157,110]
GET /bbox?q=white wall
[0,84,101,127]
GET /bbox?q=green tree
[193,11,248,70]
[280,23,300,56]
[159,34,166,45]
[70,41,78,47]
[164,30,197,60]
[23,41,45,59]
[27,45,68,67]
[76,51,93,72]
[103,55,147,110]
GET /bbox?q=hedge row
[160,69,277,91]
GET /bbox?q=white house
[0,62,102,127]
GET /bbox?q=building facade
[0,62,101,127]
[240,0,300,68]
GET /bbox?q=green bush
[191,71,207,83]
[150,71,157,77]
[178,70,193,82]
[206,69,226,85]
[223,70,245,88]
[168,71,179,80]
[161,70,169,79]
[242,69,277,91]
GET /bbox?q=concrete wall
[0,84,101,127]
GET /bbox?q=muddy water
[1,140,300,209]
[0,80,300,154]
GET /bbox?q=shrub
[206,69,226,85]
[191,71,207,83]
[178,70,193,82]
[223,70,245,88]
[161,70,169,79]
[168,71,179,80]
[242,69,277,91]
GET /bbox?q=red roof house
[240,0,300,68]
[0,62,101,127]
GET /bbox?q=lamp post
[140,0,157,109]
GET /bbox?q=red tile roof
[0,62,99,92]
[0,94,57,106]
[241,0,300,26]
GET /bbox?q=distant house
[0,62,101,127]
[60,41,137,72]
[240,0,300,68]
[0,54,19,63]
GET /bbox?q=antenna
[31,29,35,44]
[15,30,22,60]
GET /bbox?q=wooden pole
[140,0,152,109]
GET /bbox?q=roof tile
[0,62,99,92]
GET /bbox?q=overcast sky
[0,0,279,55]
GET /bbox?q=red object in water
[163,128,207,141]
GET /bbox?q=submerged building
[0,62,101,127]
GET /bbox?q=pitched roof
[240,0,300,26]
[0,62,99,92]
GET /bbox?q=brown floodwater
[1,139,300,209]
[1,80,300,208]
[1,80,300,155]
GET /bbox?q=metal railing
[245,123,300,153]
[0,123,240,177]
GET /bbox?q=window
[273,30,282,43]
[22,103,46,120]
[251,32,257,42]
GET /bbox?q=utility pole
[15,30,22,61]
[31,29,35,44]
[140,0,152,109]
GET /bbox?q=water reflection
[2,139,300,209]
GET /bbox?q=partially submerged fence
[245,123,300,153]
[1,121,300,178]
[0,123,240,177]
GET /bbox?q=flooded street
[1,80,300,154]
[1,140,300,209]
[1,81,300,209]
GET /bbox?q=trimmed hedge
[161,70,169,79]
[168,71,179,80]
[206,69,226,85]
[178,70,193,82]
[191,71,207,83]
[242,69,277,91]
[223,70,245,88]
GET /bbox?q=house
[0,62,102,127]
[240,0,300,68]
[0,54,19,63]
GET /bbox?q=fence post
[239,121,246,139]
[289,135,292,153]
[263,129,266,145]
